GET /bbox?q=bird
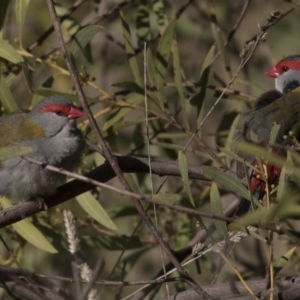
[234,55,300,216]
[0,95,84,203]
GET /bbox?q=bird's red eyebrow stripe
[38,104,71,116]
[276,60,300,71]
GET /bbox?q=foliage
[1,0,300,299]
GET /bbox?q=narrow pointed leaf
[120,11,142,86]
[0,72,19,112]
[112,81,144,95]
[71,25,102,60]
[15,0,29,48]
[229,208,269,230]
[274,247,296,276]
[155,17,176,109]
[113,117,157,131]
[124,173,141,194]
[178,151,195,206]
[1,198,57,253]
[210,181,229,243]
[76,192,118,231]
[202,166,261,207]
[268,123,281,146]
[172,38,189,129]
[136,0,150,46]
[146,48,156,86]
[190,45,215,118]
[0,38,24,63]
[210,4,232,78]
[277,150,292,200]
[153,193,182,202]
[152,0,168,34]
[237,142,291,170]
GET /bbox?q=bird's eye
[282,66,289,72]
[55,110,62,116]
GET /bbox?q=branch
[0,155,212,227]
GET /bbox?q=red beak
[265,66,279,78]
[68,107,83,119]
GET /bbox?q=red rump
[250,158,281,200]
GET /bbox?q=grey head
[29,96,83,137]
[265,55,300,94]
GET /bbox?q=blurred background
[1,0,300,299]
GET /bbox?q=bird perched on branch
[0,96,84,203]
[235,55,300,216]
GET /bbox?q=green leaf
[152,0,168,34]
[112,81,144,95]
[146,48,156,86]
[190,45,215,117]
[120,11,142,86]
[15,0,29,48]
[156,142,211,160]
[277,150,292,200]
[178,151,195,206]
[172,38,189,130]
[202,166,261,207]
[1,197,57,253]
[269,122,281,146]
[71,25,102,60]
[22,63,33,93]
[274,247,296,276]
[0,146,32,160]
[0,37,24,63]
[210,4,232,78]
[76,192,118,231]
[102,94,144,131]
[0,71,19,112]
[225,114,241,155]
[229,208,269,230]
[236,141,291,170]
[113,117,157,131]
[155,17,176,109]
[57,4,80,35]
[136,0,150,46]
[123,173,141,194]
[153,193,182,202]
[210,181,229,243]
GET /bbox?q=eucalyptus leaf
[0,73,18,112]
[120,11,142,86]
[136,0,150,46]
[71,25,102,60]
[76,192,118,231]
[274,247,296,276]
[178,151,195,206]
[210,181,229,243]
[15,0,29,48]
[0,38,24,63]
[155,17,176,109]
[1,197,57,253]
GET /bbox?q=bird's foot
[35,196,49,211]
